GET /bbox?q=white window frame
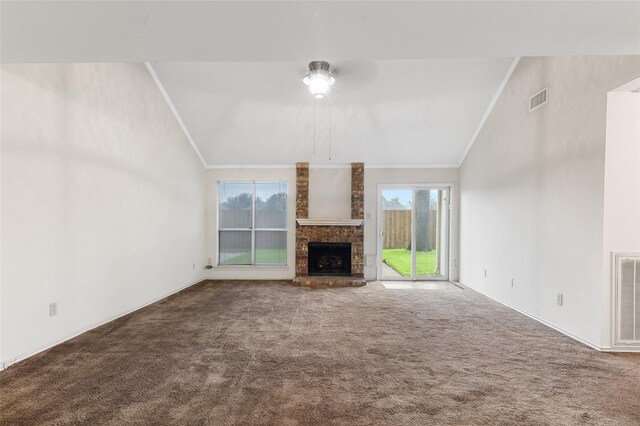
[217,180,288,266]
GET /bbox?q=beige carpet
[2,280,640,425]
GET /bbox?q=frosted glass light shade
[303,73,335,99]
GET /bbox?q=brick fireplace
[293,162,366,287]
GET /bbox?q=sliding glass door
[379,186,450,281]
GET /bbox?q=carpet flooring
[2,280,640,425]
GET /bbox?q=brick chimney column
[351,163,364,220]
[296,162,309,219]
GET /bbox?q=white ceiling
[152,59,514,166]
[2,1,639,62]
[2,1,638,166]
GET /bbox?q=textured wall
[308,167,351,220]
[602,87,640,348]
[459,56,640,347]
[1,63,205,365]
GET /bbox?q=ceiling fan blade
[330,61,378,92]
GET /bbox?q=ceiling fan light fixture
[303,61,335,99]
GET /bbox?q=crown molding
[206,163,460,170]
[459,57,521,167]
[145,62,207,168]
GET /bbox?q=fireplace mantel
[296,218,363,227]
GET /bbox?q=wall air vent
[529,88,548,111]
[613,253,640,349]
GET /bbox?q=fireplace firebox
[308,243,352,276]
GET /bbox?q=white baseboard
[1,278,206,370]
[455,281,602,351]
[600,346,640,352]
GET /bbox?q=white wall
[308,167,351,220]
[602,83,640,348]
[364,167,460,281]
[459,56,640,348]
[0,68,3,365]
[1,63,205,366]
[204,167,297,280]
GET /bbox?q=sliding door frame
[377,183,453,281]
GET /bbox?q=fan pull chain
[329,89,332,161]
[313,97,317,155]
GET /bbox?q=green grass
[221,249,287,265]
[383,249,437,277]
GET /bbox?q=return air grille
[529,88,548,111]
[614,253,640,347]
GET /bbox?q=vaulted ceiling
[3,1,638,166]
[151,59,514,166]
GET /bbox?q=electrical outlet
[49,302,57,317]
[509,278,514,287]
[192,263,195,270]
[557,293,563,306]
[484,269,487,278]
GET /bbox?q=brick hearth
[294,162,365,287]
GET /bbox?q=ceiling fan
[303,61,335,99]
[301,60,377,98]
[301,60,377,160]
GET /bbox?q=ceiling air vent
[529,88,548,112]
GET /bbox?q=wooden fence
[383,210,438,250]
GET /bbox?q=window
[218,181,287,266]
